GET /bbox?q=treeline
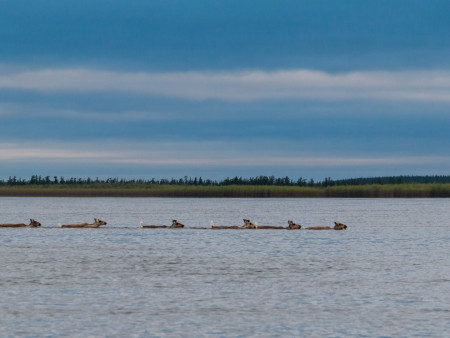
[1,175,449,187]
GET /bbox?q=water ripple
[0,197,449,336]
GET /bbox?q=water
[0,198,449,337]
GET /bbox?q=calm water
[0,198,449,337]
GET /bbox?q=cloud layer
[1,2,449,180]
[2,68,450,102]
[1,141,448,169]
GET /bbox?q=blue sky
[1,0,449,180]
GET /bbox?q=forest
[1,174,449,187]
[0,175,449,198]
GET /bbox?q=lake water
[0,197,449,337]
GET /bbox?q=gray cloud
[1,141,448,168]
[2,68,450,102]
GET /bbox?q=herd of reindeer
[0,218,348,230]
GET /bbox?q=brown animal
[170,220,184,228]
[255,220,301,230]
[242,219,258,229]
[256,225,286,229]
[210,219,257,229]
[333,222,347,230]
[306,226,332,230]
[140,220,184,228]
[58,218,107,228]
[306,222,348,230]
[0,219,41,228]
[140,221,168,228]
[210,221,241,229]
[287,220,301,230]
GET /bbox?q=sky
[1,0,449,180]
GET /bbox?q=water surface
[0,198,449,337]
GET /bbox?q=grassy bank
[0,183,449,197]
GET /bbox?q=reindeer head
[171,220,184,228]
[94,218,107,226]
[334,222,347,230]
[287,220,301,229]
[242,219,257,228]
[29,219,42,227]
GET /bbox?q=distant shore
[0,183,449,198]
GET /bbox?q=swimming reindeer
[58,218,107,228]
[170,220,184,228]
[210,219,258,229]
[210,221,241,229]
[0,219,41,228]
[306,222,348,230]
[242,219,258,229]
[140,219,184,228]
[250,220,302,230]
[140,221,169,228]
[287,220,302,229]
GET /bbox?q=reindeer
[241,219,258,229]
[0,219,41,228]
[254,220,302,230]
[139,220,185,228]
[210,221,241,229]
[333,222,348,230]
[287,220,301,230]
[306,222,348,230]
[210,219,257,229]
[140,221,169,228]
[170,220,184,228]
[58,218,107,228]
[255,225,285,229]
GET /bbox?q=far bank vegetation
[0,175,449,198]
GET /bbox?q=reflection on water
[0,198,449,336]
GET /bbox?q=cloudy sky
[1,0,449,180]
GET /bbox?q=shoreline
[0,183,449,198]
